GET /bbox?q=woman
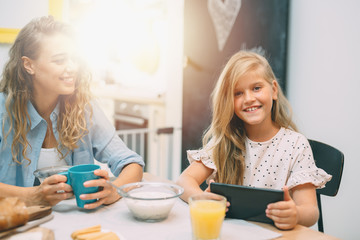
[0,16,144,208]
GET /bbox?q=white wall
[0,0,48,73]
[287,0,360,239]
[0,0,48,29]
[0,45,9,72]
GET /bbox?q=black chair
[308,139,344,233]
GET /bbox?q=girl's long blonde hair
[203,51,297,185]
[0,16,92,164]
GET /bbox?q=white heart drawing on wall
[208,0,242,51]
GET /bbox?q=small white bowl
[116,182,184,222]
[33,165,71,183]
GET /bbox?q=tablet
[210,182,284,224]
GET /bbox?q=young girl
[176,51,331,230]
[0,16,144,208]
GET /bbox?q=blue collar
[27,101,60,129]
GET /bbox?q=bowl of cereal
[116,182,184,222]
[33,165,71,184]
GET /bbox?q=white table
[40,173,339,240]
[42,196,284,240]
[43,196,192,240]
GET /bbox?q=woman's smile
[60,76,75,84]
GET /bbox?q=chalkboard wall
[181,0,289,171]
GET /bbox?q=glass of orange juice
[189,193,226,240]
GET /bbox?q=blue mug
[59,164,100,208]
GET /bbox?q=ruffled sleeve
[287,168,332,189]
[286,135,332,189]
[187,147,217,183]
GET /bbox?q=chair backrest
[308,139,344,197]
[308,139,344,232]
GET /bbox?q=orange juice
[190,199,226,240]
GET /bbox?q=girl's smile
[243,105,262,112]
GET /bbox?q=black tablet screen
[210,182,284,223]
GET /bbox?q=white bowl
[116,182,184,222]
[33,165,71,183]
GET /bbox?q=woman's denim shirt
[0,93,144,187]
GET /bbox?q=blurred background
[0,0,359,238]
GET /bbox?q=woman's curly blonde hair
[203,51,297,185]
[0,16,92,164]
